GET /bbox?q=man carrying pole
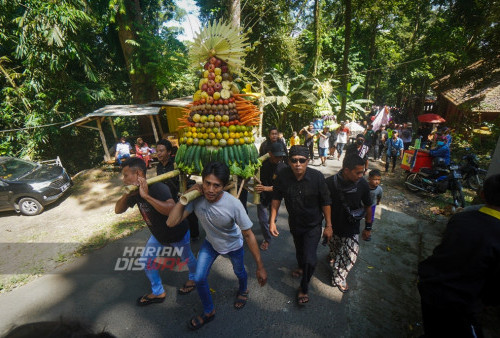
[115,157,197,305]
[167,162,267,330]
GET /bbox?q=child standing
[363,169,383,241]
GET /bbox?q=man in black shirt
[418,174,500,337]
[157,139,199,241]
[259,126,288,157]
[115,158,198,305]
[270,145,332,305]
[344,134,369,173]
[255,142,288,251]
[325,154,372,293]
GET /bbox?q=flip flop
[188,313,216,330]
[335,282,349,293]
[136,294,166,306]
[260,240,269,251]
[178,282,196,295]
[234,290,249,310]
[297,289,309,306]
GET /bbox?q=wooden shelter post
[149,115,159,142]
[96,118,111,161]
[108,117,117,140]
[155,115,164,138]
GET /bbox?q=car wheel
[18,197,44,216]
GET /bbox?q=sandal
[334,281,349,293]
[178,282,196,295]
[297,289,309,306]
[188,313,216,330]
[136,294,166,306]
[291,268,303,278]
[260,240,269,251]
[234,290,249,310]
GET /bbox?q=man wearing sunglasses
[269,145,332,306]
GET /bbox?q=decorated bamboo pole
[180,183,235,205]
[252,153,270,204]
[124,170,180,193]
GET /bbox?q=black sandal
[178,282,196,295]
[234,290,249,309]
[297,289,309,306]
[136,294,166,306]
[188,313,216,330]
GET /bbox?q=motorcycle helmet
[433,157,447,168]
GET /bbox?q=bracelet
[364,222,372,231]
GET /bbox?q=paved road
[0,158,424,337]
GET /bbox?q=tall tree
[339,0,352,118]
[312,0,321,76]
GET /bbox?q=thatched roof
[431,58,500,113]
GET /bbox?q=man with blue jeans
[115,157,197,305]
[114,136,132,165]
[168,162,267,330]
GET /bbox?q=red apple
[208,72,215,80]
[201,83,208,91]
[208,64,215,71]
[207,80,215,87]
[221,65,228,73]
[204,62,210,70]
[215,58,222,67]
[214,83,222,92]
[207,87,215,96]
[209,57,217,64]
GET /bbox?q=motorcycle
[405,160,466,208]
[459,151,487,190]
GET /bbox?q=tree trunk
[340,0,352,118]
[363,19,378,99]
[115,0,158,104]
[229,0,241,29]
[312,0,321,76]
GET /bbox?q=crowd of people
[112,119,498,336]
[284,118,453,176]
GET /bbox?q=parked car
[0,156,72,216]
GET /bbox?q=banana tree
[331,82,372,121]
[262,71,318,135]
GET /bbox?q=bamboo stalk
[180,189,202,205]
[236,178,247,199]
[179,183,236,205]
[124,170,180,193]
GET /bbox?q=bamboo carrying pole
[179,183,236,205]
[123,170,180,194]
[252,153,270,205]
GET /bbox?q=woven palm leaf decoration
[189,20,249,72]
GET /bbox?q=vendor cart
[401,149,432,173]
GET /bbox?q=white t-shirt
[337,129,348,144]
[319,132,330,149]
[186,192,253,254]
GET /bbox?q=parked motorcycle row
[404,150,488,208]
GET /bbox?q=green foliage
[0,0,190,173]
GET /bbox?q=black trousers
[305,141,314,160]
[385,154,398,171]
[290,225,322,294]
[420,300,483,338]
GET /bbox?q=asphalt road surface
[0,159,425,337]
